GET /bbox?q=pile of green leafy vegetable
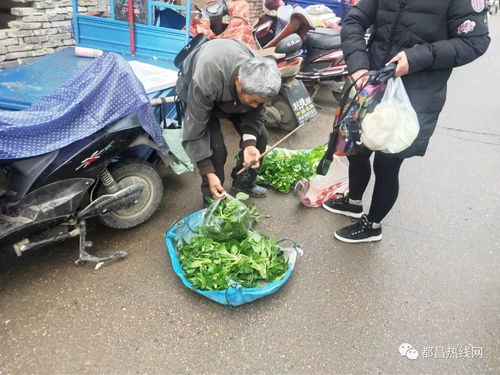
[176,193,288,291]
[257,145,326,193]
[177,231,288,290]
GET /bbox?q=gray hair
[238,57,281,98]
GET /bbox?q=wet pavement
[1,16,499,375]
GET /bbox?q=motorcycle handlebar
[367,62,397,85]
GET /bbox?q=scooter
[253,0,284,47]
[262,33,318,131]
[191,0,317,131]
[295,27,346,102]
[0,113,169,269]
[254,3,348,102]
[190,0,256,48]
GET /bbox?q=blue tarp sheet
[0,52,167,160]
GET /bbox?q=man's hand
[389,51,409,77]
[351,69,369,90]
[243,145,261,169]
[206,173,226,199]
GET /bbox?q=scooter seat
[305,29,341,50]
[5,151,59,200]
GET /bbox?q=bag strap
[159,99,166,129]
[383,0,407,63]
[317,73,370,175]
[336,74,369,125]
[173,33,209,69]
[175,99,185,128]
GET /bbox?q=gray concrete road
[1,17,499,375]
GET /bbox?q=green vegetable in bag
[202,193,258,242]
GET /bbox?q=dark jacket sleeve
[181,79,217,175]
[341,0,379,74]
[239,104,266,147]
[405,0,490,73]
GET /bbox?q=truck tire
[97,160,163,229]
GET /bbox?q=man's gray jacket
[176,39,266,175]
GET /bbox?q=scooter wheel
[273,94,298,132]
[96,160,163,229]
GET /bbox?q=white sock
[348,198,362,206]
[372,222,381,229]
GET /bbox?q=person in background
[322,0,490,243]
[176,39,281,204]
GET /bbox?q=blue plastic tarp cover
[0,52,167,160]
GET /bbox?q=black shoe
[334,215,382,243]
[232,184,267,198]
[322,194,363,218]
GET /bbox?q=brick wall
[248,0,262,24]
[0,0,264,70]
[0,0,108,70]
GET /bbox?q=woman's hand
[389,51,409,77]
[351,69,369,89]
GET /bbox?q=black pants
[201,116,268,198]
[347,150,404,223]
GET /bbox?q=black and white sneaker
[322,194,363,219]
[334,215,382,243]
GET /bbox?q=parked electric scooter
[253,0,284,46]
[0,113,168,269]
[254,2,348,102]
[263,33,318,131]
[191,0,317,131]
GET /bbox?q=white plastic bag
[306,4,333,15]
[361,77,419,154]
[294,156,349,208]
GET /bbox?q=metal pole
[185,0,192,44]
[71,0,80,44]
[235,121,309,175]
[128,0,136,55]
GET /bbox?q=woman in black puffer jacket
[322,0,490,243]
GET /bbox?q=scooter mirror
[265,0,284,12]
[203,1,227,17]
[275,33,302,55]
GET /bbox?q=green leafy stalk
[257,146,326,193]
